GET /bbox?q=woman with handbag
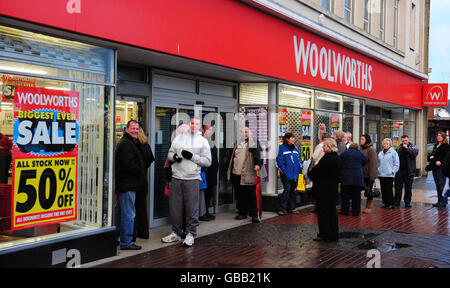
[377,138,400,209]
[429,132,449,208]
[360,134,378,214]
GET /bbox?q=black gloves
[181,150,193,160]
[173,154,183,163]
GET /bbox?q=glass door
[218,110,234,209]
[152,105,229,226]
[115,96,146,144]
[153,107,176,220]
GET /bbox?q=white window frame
[344,0,354,24]
[321,0,334,13]
[393,0,399,48]
[363,0,371,33]
[379,0,386,41]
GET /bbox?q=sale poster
[301,111,311,162]
[331,114,340,135]
[278,108,287,144]
[11,86,79,230]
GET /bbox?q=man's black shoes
[120,244,142,250]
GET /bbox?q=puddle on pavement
[339,232,378,239]
[356,240,412,252]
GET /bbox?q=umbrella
[254,165,267,220]
[254,175,262,219]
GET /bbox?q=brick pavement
[96,200,450,268]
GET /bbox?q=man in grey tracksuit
[161,117,211,246]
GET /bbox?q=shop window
[0,25,114,84]
[277,107,313,192]
[343,97,363,115]
[313,111,342,146]
[279,84,312,108]
[0,26,114,248]
[239,83,268,105]
[343,114,364,145]
[315,91,341,111]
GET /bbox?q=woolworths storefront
[0,0,428,267]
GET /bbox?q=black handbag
[364,183,381,198]
[425,163,433,172]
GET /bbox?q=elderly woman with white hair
[377,138,400,209]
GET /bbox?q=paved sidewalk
[88,174,449,268]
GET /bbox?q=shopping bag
[164,182,170,196]
[297,174,306,192]
[200,169,207,189]
[444,189,450,197]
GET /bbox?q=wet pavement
[93,174,449,268]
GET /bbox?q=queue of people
[114,116,448,248]
[305,131,425,242]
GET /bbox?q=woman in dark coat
[199,124,219,221]
[309,138,340,242]
[360,134,378,214]
[340,143,368,216]
[430,131,449,208]
[133,127,154,240]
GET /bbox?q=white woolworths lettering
[16,120,77,146]
[319,47,328,80]
[16,92,78,108]
[293,35,373,92]
[310,43,318,77]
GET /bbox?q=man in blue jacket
[276,133,303,215]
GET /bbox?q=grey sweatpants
[169,178,200,237]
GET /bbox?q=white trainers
[161,232,181,243]
[182,233,194,247]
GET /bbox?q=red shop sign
[423,83,448,107]
[1,0,424,108]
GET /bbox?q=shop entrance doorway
[115,96,146,141]
[151,104,236,227]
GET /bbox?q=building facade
[0,0,429,267]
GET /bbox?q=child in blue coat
[276,132,303,215]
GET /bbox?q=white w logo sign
[427,86,444,101]
[429,91,441,101]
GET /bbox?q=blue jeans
[280,176,297,213]
[117,191,136,247]
[432,166,447,205]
